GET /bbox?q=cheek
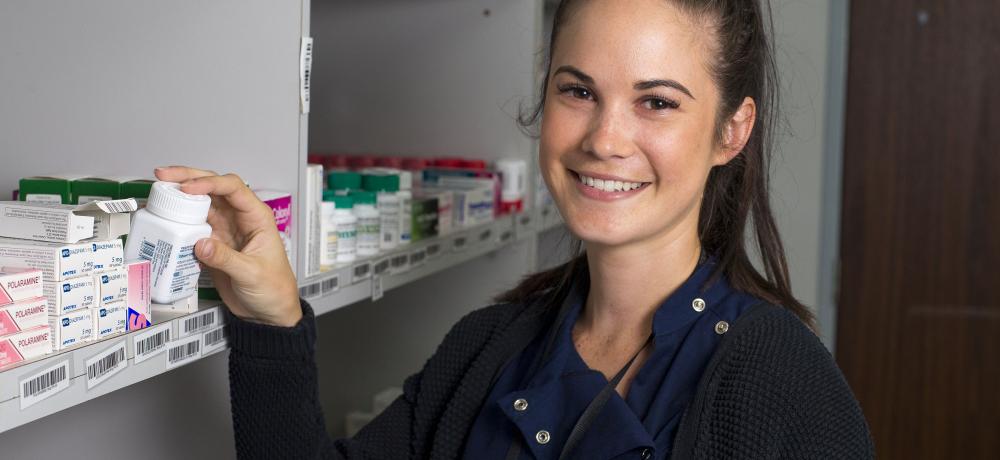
[539,105,584,179]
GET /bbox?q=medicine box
[126,260,152,331]
[50,309,94,350]
[0,297,48,336]
[0,238,94,281]
[120,179,155,207]
[96,268,128,305]
[18,175,80,204]
[255,190,293,263]
[0,268,44,305]
[92,300,127,339]
[71,177,122,205]
[410,196,439,242]
[0,200,136,243]
[42,275,96,315]
[0,326,53,369]
[90,239,125,272]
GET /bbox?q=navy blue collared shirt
[462,257,762,460]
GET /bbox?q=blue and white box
[42,275,96,315]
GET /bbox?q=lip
[572,169,648,184]
[569,169,650,201]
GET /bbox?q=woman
[158,0,873,458]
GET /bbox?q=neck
[578,224,702,342]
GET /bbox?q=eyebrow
[553,65,696,100]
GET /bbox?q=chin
[560,208,639,248]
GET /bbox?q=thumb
[195,238,252,278]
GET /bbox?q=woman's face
[540,0,748,250]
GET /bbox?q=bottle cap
[322,189,339,202]
[333,195,354,209]
[146,181,211,225]
[349,191,377,206]
[362,174,400,193]
[328,171,362,191]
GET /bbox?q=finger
[179,174,264,215]
[154,166,218,183]
[195,238,255,281]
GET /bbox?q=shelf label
[166,335,202,370]
[321,274,340,295]
[299,282,321,299]
[519,215,532,226]
[20,361,70,410]
[179,307,220,338]
[499,229,514,244]
[371,276,384,302]
[391,254,410,274]
[351,262,372,284]
[478,229,493,244]
[86,340,127,390]
[300,37,313,114]
[133,323,171,364]
[409,248,427,268]
[452,235,468,252]
[425,243,442,259]
[373,257,391,276]
[202,326,228,356]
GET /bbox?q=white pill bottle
[124,181,212,304]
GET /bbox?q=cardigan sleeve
[673,304,876,459]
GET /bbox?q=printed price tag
[409,248,427,268]
[351,262,372,284]
[133,323,171,364]
[390,254,410,274]
[499,230,514,244]
[371,276,384,302]
[86,340,127,390]
[179,307,220,338]
[202,326,228,356]
[299,282,321,299]
[373,258,391,276]
[165,335,202,370]
[452,235,468,252]
[425,243,442,259]
[321,274,340,295]
[478,229,493,244]
[20,361,71,409]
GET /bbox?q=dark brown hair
[500,0,815,329]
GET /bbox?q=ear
[713,97,756,166]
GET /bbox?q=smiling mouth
[572,171,651,192]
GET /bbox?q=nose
[580,104,636,160]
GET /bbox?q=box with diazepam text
[0,268,44,305]
[42,275,95,315]
[0,297,48,336]
[90,239,124,273]
[0,199,136,243]
[0,238,94,281]
[92,300,127,339]
[50,309,93,350]
[0,326,53,369]
[95,268,127,306]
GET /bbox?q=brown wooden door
[836,1,1000,458]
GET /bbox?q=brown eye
[644,97,679,111]
[557,84,595,101]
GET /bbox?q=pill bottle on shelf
[351,191,381,257]
[320,190,338,269]
[333,195,358,263]
[363,174,400,251]
[124,181,211,304]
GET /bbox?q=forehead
[551,0,716,88]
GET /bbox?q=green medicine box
[71,177,121,204]
[19,176,76,204]
[411,196,439,242]
[120,179,155,206]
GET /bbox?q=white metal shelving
[0,204,562,435]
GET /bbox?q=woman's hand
[154,166,302,327]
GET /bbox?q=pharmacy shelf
[0,205,563,435]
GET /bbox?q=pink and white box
[0,268,44,306]
[0,326,53,368]
[126,260,152,331]
[0,297,48,336]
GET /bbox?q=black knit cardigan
[225,295,874,459]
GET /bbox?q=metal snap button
[640,448,653,460]
[535,430,551,444]
[715,321,729,335]
[692,298,706,312]
[513,398,528,412]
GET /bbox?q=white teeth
[578,174,645,192]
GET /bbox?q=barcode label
[519,215,532,226]
[133,324,171,364]
[180,307,219,338]
[86,341,128,389]
[95,199,138,214]
[453,236,468,252]
[299,282,321,299]
[409,249,426,268]
[202,327,228,355]
[478,229,493,243]
[499,230,514,244]
[20,361,71,409]
[383,233,393,243]
[300,37,313,114]
[166,335,202,369]
[391,254,410,274]
[352,262,372,283]
[321,275,339,294]
[371,276,384,302]
[426,243,442,259]
[139,240,156,261]
[373,258,391,276]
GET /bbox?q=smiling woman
[196,0,875,459]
